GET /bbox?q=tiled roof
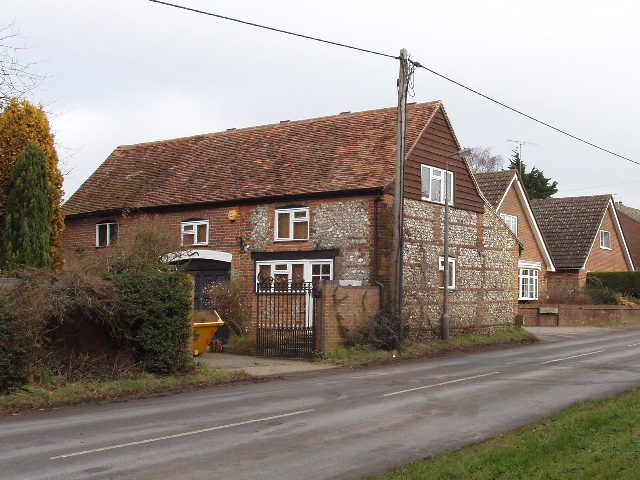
[616,202,640,223]
[64,102,441,216]
[531,195,611,269]
[473,170,516,208]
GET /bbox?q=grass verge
[317,327,536,367]
[366,387,640,479]
[0,365,251,417]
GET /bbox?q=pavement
[195,350,336,376]
[194,326,620,377]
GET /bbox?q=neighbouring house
[62,101,520,352]
[531,195,634,299]
[615,202,640,270]
[474,169,555,303]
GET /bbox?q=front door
[176,259,231,310]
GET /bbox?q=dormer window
[275,207,309,241]
[96,220,118,247]
[421,165,453,205]
[182,219,209,246]
[599,230,611,250]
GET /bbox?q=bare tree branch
[0,22,47,109]
[466,146,504,173]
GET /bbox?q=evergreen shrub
[111,272,193,375]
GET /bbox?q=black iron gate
[256,282,317,359]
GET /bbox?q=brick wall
[584,208,630,272]
[400,199,519,339]
[618,211,640,270]
[498,183,550,301]
[316,283,381,352]
[63,195,379,332]
[519,303,640,326]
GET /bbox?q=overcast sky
[9,0,640,208]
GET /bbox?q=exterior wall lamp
[441,148,472,341]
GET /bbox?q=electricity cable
[149,0,638,166]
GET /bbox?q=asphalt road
[2,326,640,480]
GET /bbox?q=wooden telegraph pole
[392,49,409,320]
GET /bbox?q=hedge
[587,272,640,298]
[111,272,194,375]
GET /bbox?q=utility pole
[392,49,409,320]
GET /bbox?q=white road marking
[380,372,500,397]
[50,409,315,460]
[627,343,640,347]
[539,350,606,365]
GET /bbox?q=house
[474,169,555,302]
[531,195,634,298]
[62,102,520,350]
[615,202,640,270]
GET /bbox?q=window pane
[294,210,307,219]
[108,224,118,244]
[431,176,442,203]
[446,171,453,205]
[277,212,290,239]
[97,224,107,246]
[196,223,207,243]
[293,220,308,239]
[292,264,304,284]
[183,233,195,245]
[421,166,431,198]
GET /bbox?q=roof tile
[64,102,440,216]
[531,195,610,269]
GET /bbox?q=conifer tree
[508,150,558,199]
[0,98,64,269]
[1,141,52,269]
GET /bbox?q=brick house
[531,195,634,297]
[615,202,640,270]
[62,102,520,347]
[474,169,555,302]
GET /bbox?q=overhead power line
[148,0,397,60]
[149,0,638,167]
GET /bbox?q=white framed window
[438,256,456,290]
[500,213,518,235]
[96,221,118,247]
[519,260,540,300]
[275,207,309,241]
[256,260,333,291]
[519,268,539,300]
[421,165,453,205]
[599,230,611,250]
[181,219,209,246]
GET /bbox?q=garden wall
[316,283,380,352]
[519,304,640,327]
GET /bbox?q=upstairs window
[600,230,611,250]
[275,207,309,241]
[96,221,118,247]
[421,165,453,205]
[500,213,518,235]
[181,219,209,246]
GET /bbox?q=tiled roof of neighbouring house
[473,170,516,208]
[615,202,640,223]
[63,102,443,216]
[531,195,611,269]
